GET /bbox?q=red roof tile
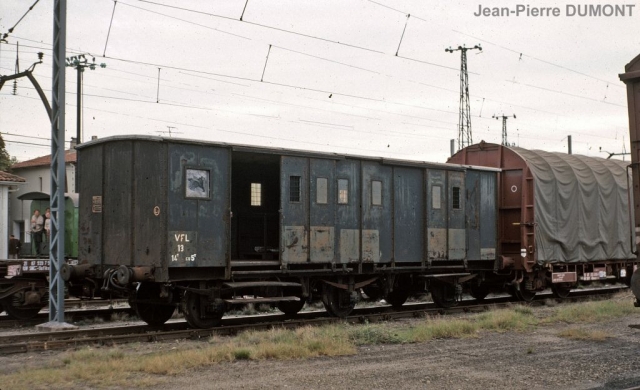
[0,170,26,183]
[11,149,77,169]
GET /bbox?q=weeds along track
[0,286,624,355]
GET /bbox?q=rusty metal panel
[362,162,392,263]
[282,226,307,263]
[132,141,167,270]
[336,159,360,263]
[362,229,380,262]
[339,229,359,262]
[281,156,309,263]
[103,140,133,267]
[427,228,446,260]
[78,143,103,266]
[448,171,466,260]
[310,159,335,263]
[167,143,230,269]
[620,55,640,256]
[310,226,334,262]
[393,167,423,263]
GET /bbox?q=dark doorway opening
[230,152,281,260]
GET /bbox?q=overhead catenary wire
[1,0,40,41]
[103,0,118,56]
[362,0,624,88]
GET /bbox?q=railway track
[0,286,624,355]
[0,299,131,329]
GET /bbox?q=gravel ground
[154,313,640,390]
[2,300,640,389]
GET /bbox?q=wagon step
[223,281,301,289]
[231,261,281,267]
[223,296,300,304]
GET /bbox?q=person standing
[8,235,21,259]
[30,209,44,257]
[44,208,51,242]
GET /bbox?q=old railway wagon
[449,142,638,300]
[64,135,498,327]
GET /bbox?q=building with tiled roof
[0,171,26,183]
[1,170,26,258]
[11,149,77,169]
[9,148,77,256]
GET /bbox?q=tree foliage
[0,133,15,172]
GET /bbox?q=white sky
[1,0,639,163]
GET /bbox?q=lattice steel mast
[446,44,482,150]
[492,114,516,146]
[38,0,76,330]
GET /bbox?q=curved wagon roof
[450,142,634,263]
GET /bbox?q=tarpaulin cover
[510,148,634,264]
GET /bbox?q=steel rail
[0,286,624,355]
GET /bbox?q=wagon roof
[76,135,501,172]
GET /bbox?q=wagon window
[338,179,349,204]
[316,178,328,204]
[372,180,382,206]
[290,176,301,202]
[452,186,461,209]
[250,183,262,206]
[185,168,211,199]
[432,185,441,209]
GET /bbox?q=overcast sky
[1,0,639,163]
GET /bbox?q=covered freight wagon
[66,135,499,326]
[449,142,636,298]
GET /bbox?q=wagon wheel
[277,298,305,316]
[322,284,355,318]
[469,285,490,301]
[133,282,176,326]
[551,284,572,299]
[362,284,383,301]
[385,287,410,309]
[430,280,458,309]
[1,299,43,320]
[514,285,536,302]
[181,290,224,329]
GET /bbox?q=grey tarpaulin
[511,147,635,264]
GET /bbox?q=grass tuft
[557,327,609,341]
[547,299,634,324]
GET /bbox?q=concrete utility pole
[65,54,106,145]
[37,0,77,331]
[446,44,482,150]
[568,135,572,155]
[492,114,516,146]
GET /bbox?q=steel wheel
[322,284,355,318]
[133,282,175,326]
[385,288,410,309]
[362,284,383,301]
[277,298,305,316]
[469,285,490,301]
[181,290,224,329]
[430,280,458,308]
[514,285,536,302]
[551,284,572,299]
[2,299,43,320]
